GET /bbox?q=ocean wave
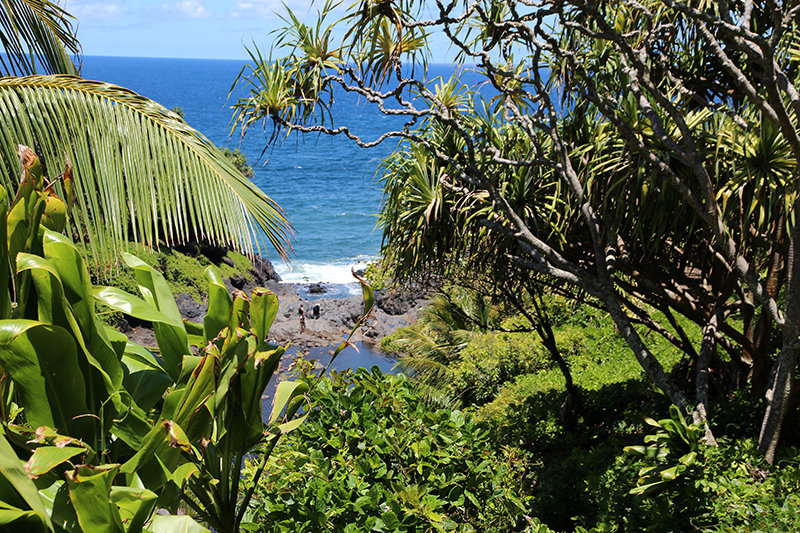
[273,257,375,285]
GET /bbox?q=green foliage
[249,366,530,532]
[384,287,498,404]
[624,405,705,496]
[475,371,566,448]
[449,331,560,407]
[0,150,366,532]
[220,147,255,178]
[0,77,291,264]
[0,0,80,77]
[89,245,258,329]
[590,437,800,533]
[704,442,800,532]
[363,259,392,290]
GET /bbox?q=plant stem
[235,437,278,528]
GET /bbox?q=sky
[66,0,455,61]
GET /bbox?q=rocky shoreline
[119,255,429,353]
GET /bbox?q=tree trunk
[598,284,691,411]
[758,223,800,463]
[758,345,799,463]
[695,311,719,445]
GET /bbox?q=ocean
[81,56,475,297]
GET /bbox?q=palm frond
[0,0,80,76]
[0,75,293,265]
[393,355,458,408]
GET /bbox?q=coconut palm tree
[0,0,292,264]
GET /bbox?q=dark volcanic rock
[375,286,430,316]
[308,282,327,294]
[174,293,207,323]
[252,255,281,282]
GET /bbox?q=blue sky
[67,0,454,60]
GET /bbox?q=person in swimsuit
[299,304,306,333]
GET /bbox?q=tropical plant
[0,3,291,264]
[220,147,255,178]
[0,148,375,531]
[624,405,705,496]
[385,287,492,405]
[248,365,529,532]
[231,0,800,462]
[0,0,80,76]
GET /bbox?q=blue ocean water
[81,56,478,296]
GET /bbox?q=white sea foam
[274,256,375,288]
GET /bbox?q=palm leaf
[0,0,80,76]
[0,75,293,265]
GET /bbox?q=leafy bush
[474,371,566,448]
[705,441,800,532]
[448,331,566,406]
[220,147,254,178]
[249,366,530,532]
[589,436,800,533]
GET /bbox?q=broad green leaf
[659,464,685,481]
[224,292,250,348]
[643,417,661,428]
[119,422,190,494]
[0,508,52,530]
[7,173,40,275]
[67,464,124,533]
[629,480,668,495]
[37,480,79,533]
[41,230,124,390]
[0,320,92,439]
[269,381,308,425]
[93,287,173,324]
[120,343,172,413]
[149,514,210,533]
[103,325,129,360]
[25,446,85,478]
[202,266,232,343]
[110,410,154,456]
[17,252,69,325]
[184,320,204,347]
[122,253,190,380]
[172,353,217,439]
[623,445,666,460]
[0,433,53,531]
[109,486,157,533]
[250,288,279,344]
[122,254,185,325]
[266,412,309,440]
[667,404,692,445]
[358,273,375,320]
[220,340,286,451]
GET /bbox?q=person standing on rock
[299,304,306,333]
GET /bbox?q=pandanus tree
[0,0,292,263]
[231,0,800,461]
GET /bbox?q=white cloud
[161,0,212,19]
[66,1,129,21]
[227,0,315,20]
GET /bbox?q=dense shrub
[589,437,800,532]
[249,366,530,532]
[448,331,565,406]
